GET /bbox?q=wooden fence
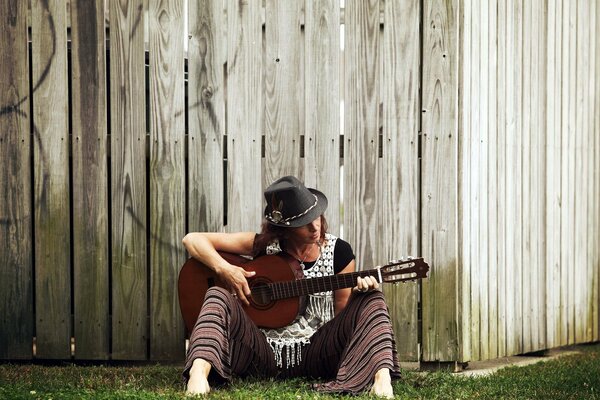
[0,0,598,364]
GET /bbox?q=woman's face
[289,216,322,244]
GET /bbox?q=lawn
[1,343,600,399]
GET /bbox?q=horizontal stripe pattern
[183,287,400,394]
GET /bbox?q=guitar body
[178,252,303,334]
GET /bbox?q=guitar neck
[266,269,381,300]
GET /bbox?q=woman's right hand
[182,231,257,305]
[217,264,256,306]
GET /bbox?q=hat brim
[264,188,328,227]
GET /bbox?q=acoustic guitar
[178,252,429,333]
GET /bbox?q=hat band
[266,194,319,226]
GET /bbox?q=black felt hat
[263,176,328,227]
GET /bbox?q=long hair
[252,215,329,256]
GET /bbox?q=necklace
[296,241,321,270]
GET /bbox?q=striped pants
[183,286,400,394]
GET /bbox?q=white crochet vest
[261,233,337,368]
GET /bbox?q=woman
[182,176,400,398]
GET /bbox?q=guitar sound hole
[249,280,273,309]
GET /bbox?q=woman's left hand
[354,275,380,293]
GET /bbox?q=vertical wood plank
[592,0,600,340]
[504,0,524,355]
[380,0,420,361]
[562,0,577,345]
[581,2,595,342]
[533,0,547,351]
[478,0,490,360]
[110,0,147,360]
[458,0,472,363]
[304,0,341,233]
[469,0,481,361]
[522,0,547,354]
[586,2,600,341]
[264,0,302,184]
[187,0,225,233]
[32,0,71,359]
[343,0,380,269]
[545,0,562,350]
[574,0,586,344]
[226,0,262,232]
[521,0,533,354]
[0,0,33,359]
[496,0,507,358]
[487,0,499,360]
[421,0,460,362]
[71,0,109,359]
[148,0,185,360]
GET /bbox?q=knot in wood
[202,86,213,100]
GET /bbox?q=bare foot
[370,367,394,399]
[186,358,212,395]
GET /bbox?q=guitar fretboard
[266,269,381,300]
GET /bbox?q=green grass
[1,344,600,399]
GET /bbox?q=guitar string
[247,261,423,299]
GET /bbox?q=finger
[366,275,379,290]
[243,269,256,278]
[356,277,368,292]
[356,277,365,291]
[237,286,250,306]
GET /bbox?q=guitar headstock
[379,257,429,284]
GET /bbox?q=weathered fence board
[32,0,71,359]
[304,0,341,233]
[343,0,381,270]
[148,0,186,361]
[486,0,499,360]
[226,0,262,232]
[559,0,571,347]
[109,0,147,360]
[504,0,523,356]
[264,0,302,184]
[495,0,507,358]
[545,0,562,350]
[70,0,109,360]
[187,0,225,233]
[591,3,600,340]
[458,0,473,363]
[468,0,482,361]
[380,0,420,361]
[0,0,33,359]
[421,0,459,362]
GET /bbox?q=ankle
[374,367,391,382]
[190,358,211,378]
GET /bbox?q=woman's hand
[353,275,380,293]
[217,264,255,306]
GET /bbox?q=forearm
[182,233,231,274]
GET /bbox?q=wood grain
[187,0,225,233]
[148,0,186,361]
[32,0,71,359]
[264,0,302,184]
[380,0,420,361]
[226,0,262,232]
[420,0,459,362]
[109,0,147,360]
[304,0,340,233]
[343,0,381,269]
[70,0,109,360]
[0,0,33,359]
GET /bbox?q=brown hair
[252,215,329,256]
